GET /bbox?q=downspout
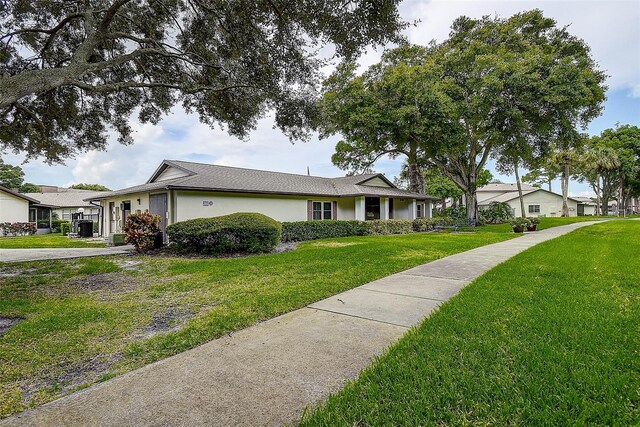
[89,200,104,237]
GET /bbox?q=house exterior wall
[100,192,153,234]
[99,190,426,235]
[391,198,412,220]
[175,191,315,222]
[337,198,355,220]
[508,191,578,217]
[0,191,29,222]
[581,205,597,216]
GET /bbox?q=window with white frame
[312,201,333,220]
[528,205,540,214]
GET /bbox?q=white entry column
[409,199,417,220]
[380,197,389,220]
[355,196,366,220]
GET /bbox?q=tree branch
[68,80,251,94]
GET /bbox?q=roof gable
[356,175,395,188]
[147,161,195,183]
[0,185,40,203]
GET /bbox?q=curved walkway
[0,221,603,427]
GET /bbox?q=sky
[4,0,640,198]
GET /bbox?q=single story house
[87,160,438,239]
[476,183,582,217]
[24,189,107,225]
[0,185,56,233]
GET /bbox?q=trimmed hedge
[167,213,282,254]
[412,217,457,232]
[365,219,413,235]
[281,220,368,242]
[51,219,70,233]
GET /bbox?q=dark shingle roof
[87,160,437,200]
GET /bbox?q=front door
[109,202,115,233]
[577,204,585,216]
[149,193,168,241]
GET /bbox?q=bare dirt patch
[0,317,21,336]
[133,306,199,340]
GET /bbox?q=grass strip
[300,220,639,426]
[0,233,106,249]
[0,228,514,418]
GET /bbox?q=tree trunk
[464,190,477,226]
[406,152,424,194]
[595,176,601,216]
[514,161,526,218]
[561,162,570,217]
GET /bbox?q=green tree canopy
[70,183,111,191]
[321,10,606,224]
[0,157,40,192]
[0,0,406,162]
[0,157,24,189]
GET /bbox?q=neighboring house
[87,160,438,239]
[476,183,581,217]
[24,189,107,225]
[0,185,56,234]
[571,197,598,216]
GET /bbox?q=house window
[312,201,333,220]
[528,205,540,214]
[62,209,72,220]
[365,197,380,220]
[417,203,424,218]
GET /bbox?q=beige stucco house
[477,183,583,217]
[87,160,437,239]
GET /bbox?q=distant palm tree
[548,149,582,217]
[581,145,621,215]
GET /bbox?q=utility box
[77,220,93,238]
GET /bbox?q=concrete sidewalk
[0,246,132,263]
[0,221,603,427]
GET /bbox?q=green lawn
[0,227,516,418]
[0,233,106,249]
[300,220,639,426]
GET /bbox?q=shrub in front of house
[480,201,514,224]
[281,220,369,242]
[0,222,37,236]
[412,217,458,232]
[60,222,71,236]
[51,219,71,233]
[124,212,161,253]
[363,219,413,235]
[167,213,282,254]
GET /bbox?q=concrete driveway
[0,246,133,263]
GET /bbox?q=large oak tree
[322,10,606,224]
[0,0,406,162]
